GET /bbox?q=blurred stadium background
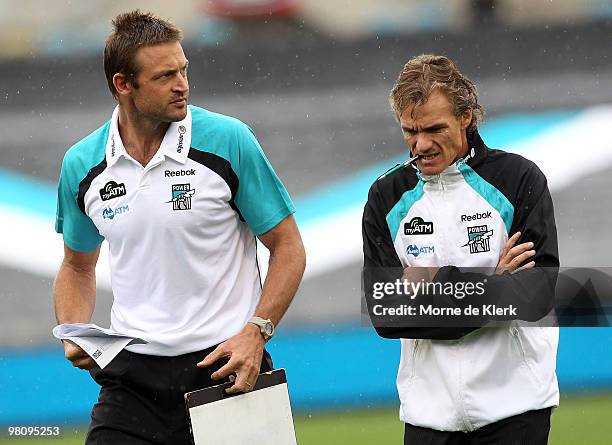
[1,0,612,443]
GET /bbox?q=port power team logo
[462,225,494,254]
[167,184,195,210]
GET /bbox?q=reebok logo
[461,211,492,222]
[164,169,196,177]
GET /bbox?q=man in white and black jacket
[362,54,559,444]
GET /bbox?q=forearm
[434,265,558,322]
[254,239,306,326]
[365,269,481,340]
[53,261,96,324]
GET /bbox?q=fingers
[198,328,264,394]
[64,341,88,359]
[225,367,259,395]
[507,247,535,270]
[71,357,97,370]
[208,354,259,394]
[513,260,536,274]
[211,356,238,381]
[496,233,536,275]
[506,241,534,259]
[501,231,521,257]
[63,342,96,370]
[197,344,227,368]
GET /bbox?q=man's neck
[117,104,170,167]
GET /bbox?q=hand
[197,324,265,394]
[496,231,536,275]
[402,267,439,283]
[63,340,96,370]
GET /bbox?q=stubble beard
[139,100,188,124]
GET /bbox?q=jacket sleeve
[435,162,560,321]
[362,183,480,340]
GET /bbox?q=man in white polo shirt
[54,10,306,444]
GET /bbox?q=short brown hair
[389,54,484,133]
[104,10,182,99]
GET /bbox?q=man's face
[129,41,189,122]
[399,90,472,176]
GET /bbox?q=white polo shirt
[56,105,295,356]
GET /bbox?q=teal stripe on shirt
[458,163,514,235]
[385,180,425,241]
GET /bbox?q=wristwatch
[248,316,275,341]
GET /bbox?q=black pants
[85,346,273,445]
[404,408,552,445]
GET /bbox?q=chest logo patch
[167,183,195,210]
[407,244,435,257]
[404,217,434,236]
[102,204,129,220]
[99,181,126,201]
[462,225,494,254]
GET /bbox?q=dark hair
[389,54,484,133]
[104,10,182,99]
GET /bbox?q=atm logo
[404,217,434,236]
[99,181,126,201]
[407,244,435,257]
[102,205,129,220]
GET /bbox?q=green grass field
[2,393,611,444]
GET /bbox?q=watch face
[264,323,274,336]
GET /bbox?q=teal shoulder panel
[55,121,109,252]
[189,105,295,235]
[63,121,110,177]
[458,163,514,235]
[385,180,425,242]
[189,105,249,165]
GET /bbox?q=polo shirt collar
[160,107,192,164]
[105,105,192,167]
[105,106,126,167]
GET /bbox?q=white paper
[189,383,297,444]
[52,323,146,369]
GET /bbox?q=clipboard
[184,368,298,444]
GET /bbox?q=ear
[460,108,473,131]
[113,72,134,97]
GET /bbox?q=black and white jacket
[362,130,559,431]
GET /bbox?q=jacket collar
[105,105,192,167]
[417,129,488,183]
[466,129,488,168]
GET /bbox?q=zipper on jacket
[410,339,420,379]
[511,327,543,385]
[511,327,528,363]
